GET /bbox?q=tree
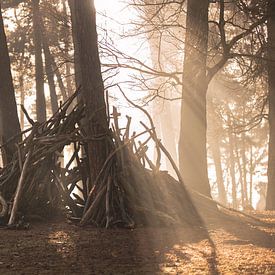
[266,0,275,210]
[178,0,267,198]
[208,97,227,204]
[68,0,82,90]
[32,0,46,122]
[0,3,21,165]
[179,0,211,197]
[42,31,58,114]
[69,0,110,181]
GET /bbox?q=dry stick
[137,141,146,167]
[140,122,184,185]
[0,193,8,218]
[20,104,35,126]
[53,171,78,217]
[112,107,125,168]
[118,86,161,171]
[80,185,107,226]
[123,115,131,141]
[8,145,33,226]
[105,176,111,228]
[106,89,110,127]
[83,128,152,215]
[16,144,23,172]
[0,89,79,152]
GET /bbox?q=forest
[0,0,274,274]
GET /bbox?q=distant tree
[42,30,59,114]
[32,0,46,122]
[0,3,21,164]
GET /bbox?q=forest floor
[0,211,274,274]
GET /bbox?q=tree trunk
[18,38,26,129]
[19,75,25,128]
[0,4,21,165]
[32,0,46,122]
[63,0,74,96]
[235,143,245,208]
[266,0,275,210]
[210,142,227,204]
[179,0,212,197]
[70,0,110,181]
[68,0,82,90]
[51,55,67,102]
[42,32,59,115]
[228,128,237,209]
[249,144,253,206]
[241,132,248,206]
[208,97,227,204]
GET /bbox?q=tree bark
[249,144,253,206]
[68,0,82,90]
[228,127,237,209]
[241,132,248,206]
[70,0,110,181]
[179,0,212,197]
[42,32,59,114]
[235,143,245,208]
[63,0,74,97]
[32,0,46,122]
[19,75,25,128]
[210,142,227,204]
[208,97,227,204]
[0,4,21,165]
[267,0,275,210]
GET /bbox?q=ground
[0,211,274,274]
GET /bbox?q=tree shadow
[204,212,275,250]
[62,221,220,274]
[5,211,273,274]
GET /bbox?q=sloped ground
[0,211,274,274]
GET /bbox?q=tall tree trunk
[19,75,25,127]
[32,0,46,122]
[63,0,74,96]
[0,5,21,165]
[68,0,82,90]
[208,97,227,204]
[235,144,245,208]
[18,36,26,129]
[42,32,59,115]
[249,144,253,206]
[179,0,212,197]
[241,132,248,206]
[266,0,275,210]
[228,129,237,209]
[210,142,227,204]
[51,55,67,102]
[70,0,110,181]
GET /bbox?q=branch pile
[0,89,202,228]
